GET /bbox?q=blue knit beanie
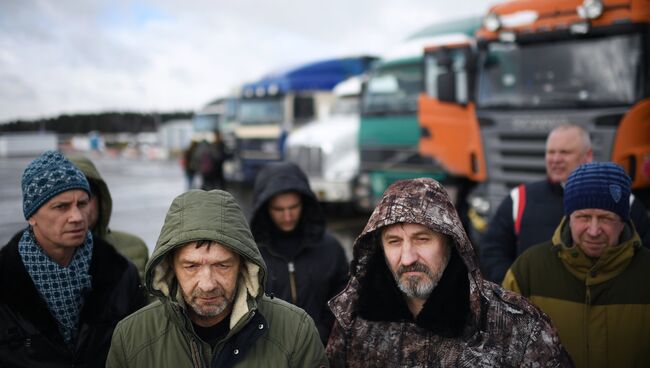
[22,150,90,220]
[564,162,631,221]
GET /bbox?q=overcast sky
[0,0,499,123]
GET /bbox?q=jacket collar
[1,229,133,335]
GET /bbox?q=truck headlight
[577,0,603,19]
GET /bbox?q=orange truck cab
[434,0,650,235]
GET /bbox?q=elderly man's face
[28,189,90,255]
[569,208,625,258]
[545,127,592,183]
[381,223,450,301]
[173,241,240,327]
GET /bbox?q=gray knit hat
[22,150,90,219]
[564,162,631,221]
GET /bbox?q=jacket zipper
[288,261,298,304]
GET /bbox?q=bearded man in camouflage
[326,178,573,367]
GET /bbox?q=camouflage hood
[331,178,486,335]
[326,179,573,366]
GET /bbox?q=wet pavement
[0,154,367,260]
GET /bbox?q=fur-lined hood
[145,189,266,329]
[331,178,486,336]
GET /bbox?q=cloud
[0,0,495,123]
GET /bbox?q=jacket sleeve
[106,322,128,368]
[630,198,650,248]
[520,317,575,367]
[290,312,329,368]
[325,320,347,368]
[479,194,518,283]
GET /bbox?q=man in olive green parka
[69,155,149,280]
[106,189,327,367]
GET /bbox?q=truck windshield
[239,98,284,125]
[362,62,421,115]
[477,33,641,108]
[193,113,220,132]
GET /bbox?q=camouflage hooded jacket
[326,178,573,367]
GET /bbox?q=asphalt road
[0,154,367,260]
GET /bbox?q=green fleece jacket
[503,218,650,368]
[106,190,327,368]
[69,155,149,280]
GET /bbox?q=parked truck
[355,17,482,211]
[192,96,238,152]
[433,0,650,234]
[285,75,365,205]
[232,56,376,182]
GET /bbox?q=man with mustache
[0,150,145,367]
[106,189,327,367]
[326,178,573,367]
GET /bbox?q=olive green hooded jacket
[106,190,327,368]
[68,156,149,280]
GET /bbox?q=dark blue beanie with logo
[21,150,90,220]
[564,162,631,221]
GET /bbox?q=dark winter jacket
[480,180,650,283]
[326,178,573,367]
[69,156,149,281]
[106,189,327,368]
[503,218,650,368]
[250,162,349,343]
[0,230,145,367]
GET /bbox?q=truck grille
[286,146,323,177]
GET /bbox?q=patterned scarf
[18,227,93,346]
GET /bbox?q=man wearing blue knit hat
[0,150,145,367]
[503,162,650,367]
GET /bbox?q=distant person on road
[0,150,145,367]
[480,123,650,283]
[181,141,199,190]
[69,155,150,281]
[250,162,349,343]
[106,189,327,367]
[326,178,572,367]
[195,134,226,191]
[503,162,650,367]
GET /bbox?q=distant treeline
[0,111,193,134]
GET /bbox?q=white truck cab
[285,76,362,204]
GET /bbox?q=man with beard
[326,178,573,367]
[106,189,327,367]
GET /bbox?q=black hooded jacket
[250,162,349,343]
